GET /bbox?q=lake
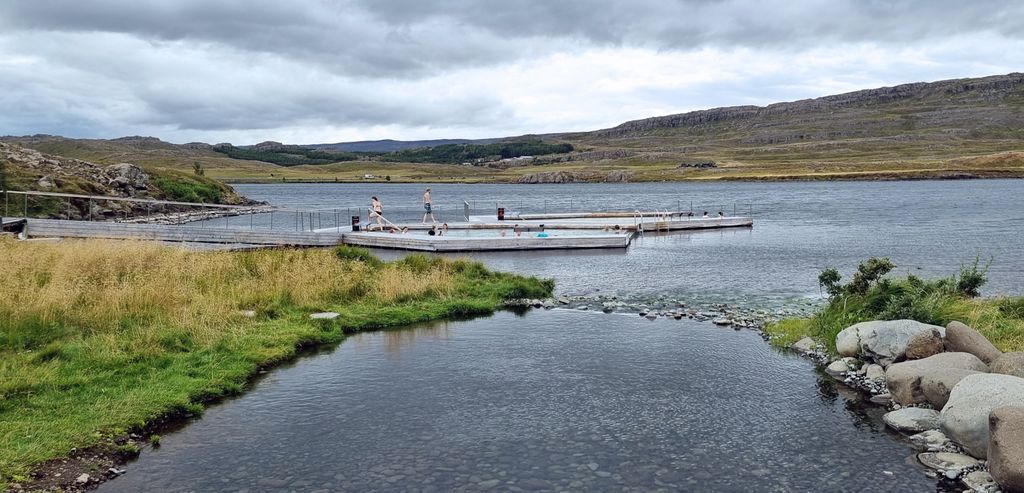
[99,179,1023,492]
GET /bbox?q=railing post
[88,198,93,221]
[270,211,274,230]
[24,193,28,218]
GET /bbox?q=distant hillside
[548,72,1024,180]
[3,73,1023,183]
[309,138,500,152]
[0,141,246,218]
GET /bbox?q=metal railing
[3,189,755,234]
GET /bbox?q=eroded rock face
[946,321,1001,365]
[940,373,1024,459]
[836,320,947,367]
[885,353,987,406]
[991,352,1024,379]
[989,406,1024,493]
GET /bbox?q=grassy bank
[0,240,552,486]
[766,258,1024,353]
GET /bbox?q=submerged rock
[941,373,1024,458]
[945,321,1001,365]
[883,407,941,433]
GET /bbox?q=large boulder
[989,406,1024,493]
[885,353,987,406]
[991,352,1024,379]
[835,320,946,366]
[945,321,1001,365]
[883,407,941,433]
[104,163,150,195]
[940,373,1024,458]
[904,328,944,359]
[921,369,984,409]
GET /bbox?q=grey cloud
[3,0,1022,80]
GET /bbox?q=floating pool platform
[341,213,753,251]
[18,211,753,252]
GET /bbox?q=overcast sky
[1,0,1022,145]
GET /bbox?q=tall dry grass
[0,238,453,351]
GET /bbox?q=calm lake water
[101,312,936,492]
[100,180,1023,492]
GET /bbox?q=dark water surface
[100,311,934,493]
[99,180,1023,492]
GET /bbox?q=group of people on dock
[367,188,436,231]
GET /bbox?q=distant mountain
[308,138,500,152]
[3,72,1023,182]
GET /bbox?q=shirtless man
[370,196,384,230]
[422,188,436,223]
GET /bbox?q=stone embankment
[790,319,1024,492]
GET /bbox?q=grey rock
[941,373,1024,458]
[310,312,340,320]
[75,474,90,485]
[989,406,1024,493]
[905,328,944,360]
[791,337,816,352]
[909,429,952,452]
[917,452,980,474]
[922,369,984,409]
[946,321,1002,365]
[885,352,988,406]
[962,470,999,493]
[991,352,1024,379]
[835,319,947,366]
[104,162,150,194]
[870,393,892,406]
[883,407,941,433]
[36,175,57,190]
[826,359,850,377]
[865,364,886,382]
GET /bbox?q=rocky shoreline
[781,319,1024,493]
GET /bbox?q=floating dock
[16,211,753,252]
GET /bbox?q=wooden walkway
[25,219,343,246]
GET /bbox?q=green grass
[0,241,552,487]
[765,259,1024,353]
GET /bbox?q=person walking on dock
[370,196,384,230]
[422,188,436,224]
